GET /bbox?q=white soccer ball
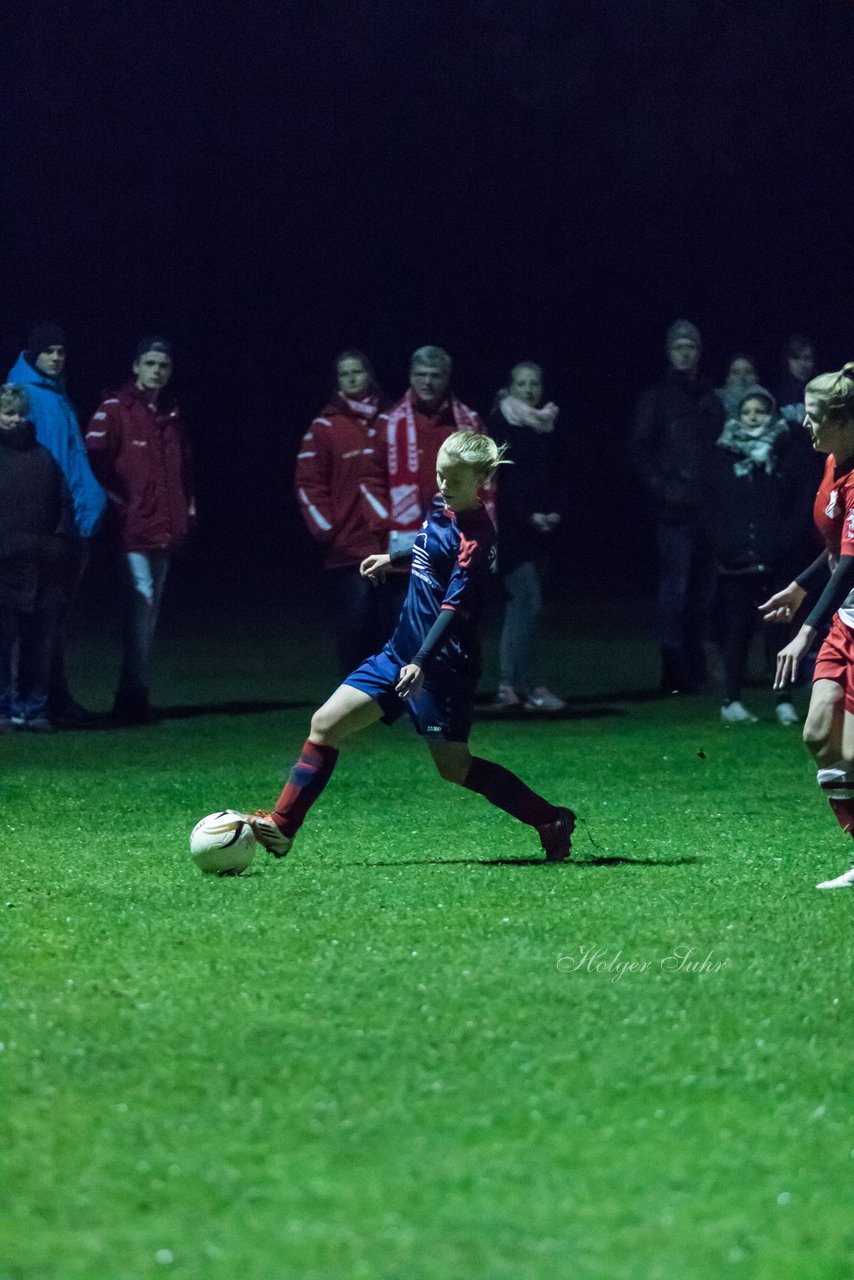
[190,810,256,876]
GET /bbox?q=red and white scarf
[386,391,482,531]
[339,391,380,419]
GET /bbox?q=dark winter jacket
[84,383,195,552]
[294,393,389,570]
[0,421,74,611]
[708,429,803,573]
[631,369,719,521]
[488,406,561,574]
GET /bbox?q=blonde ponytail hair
[805,363,854,423]
[437,430,509,482]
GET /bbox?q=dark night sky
[3,0,854,578]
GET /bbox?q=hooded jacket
[7,353,106,538]
[0,420,74,611]
[708,388,802,572]
[84,382,195,552]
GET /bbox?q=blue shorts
[343,646,476,743]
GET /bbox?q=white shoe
[524,686,567,712]
[720,700,758,724]
[775,701,799,726]
[816,865,854,889]
[491,684,522,710]
[246,811,293,858]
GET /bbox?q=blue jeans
[656,520,716,687]
[499,561,542,690]
[119,551,171,693]
[0,585,63,721]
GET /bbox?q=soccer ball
[190,810,256,876]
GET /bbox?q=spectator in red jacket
[85,337,194,724]
[295,350,394,673]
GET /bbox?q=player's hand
[758,580,806,624]
[396,663,424,699]
[774,625,815,689]
[360,553,391,583]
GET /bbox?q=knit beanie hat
[26,322,67,364]
[665,319,701,352]
[134,336,173,361]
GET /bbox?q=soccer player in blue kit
[245,431,575,862]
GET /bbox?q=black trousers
[326,567,408,678]
[716,570,773,702]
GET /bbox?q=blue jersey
[387,496,496,679]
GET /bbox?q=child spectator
[0,385,73,732]
[710,386,798,724]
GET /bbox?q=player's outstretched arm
[395,664,424,699]
[774,625,816,688]
[758,580,807,624]
[360,553,392,580]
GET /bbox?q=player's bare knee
[803,719,827,754]
[309,709,335,743]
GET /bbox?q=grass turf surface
[3,597,854,1280]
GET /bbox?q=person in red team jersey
[294,350,393,674]
[759,363,854,888]
[240,431,575,864]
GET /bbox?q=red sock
[273,739,339,837]
[462,756,557,827]
[829,798,854,835]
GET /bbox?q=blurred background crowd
[0,317,825,732]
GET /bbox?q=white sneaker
[775,701,799,726]
[524,686,567,712]
[246,811,293,858]
[816,865,854,889]
[491,684,522,710]
[720,700,758,724]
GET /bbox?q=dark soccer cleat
[538,807,576,862]
[247,811,293,858]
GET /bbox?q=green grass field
[4,593,853,1280]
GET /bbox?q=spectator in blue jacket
[7,324,105,724]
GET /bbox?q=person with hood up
[7,323,105,724]
[0,384,74,732]
[709,385,800,725]
[84,337,194,725]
